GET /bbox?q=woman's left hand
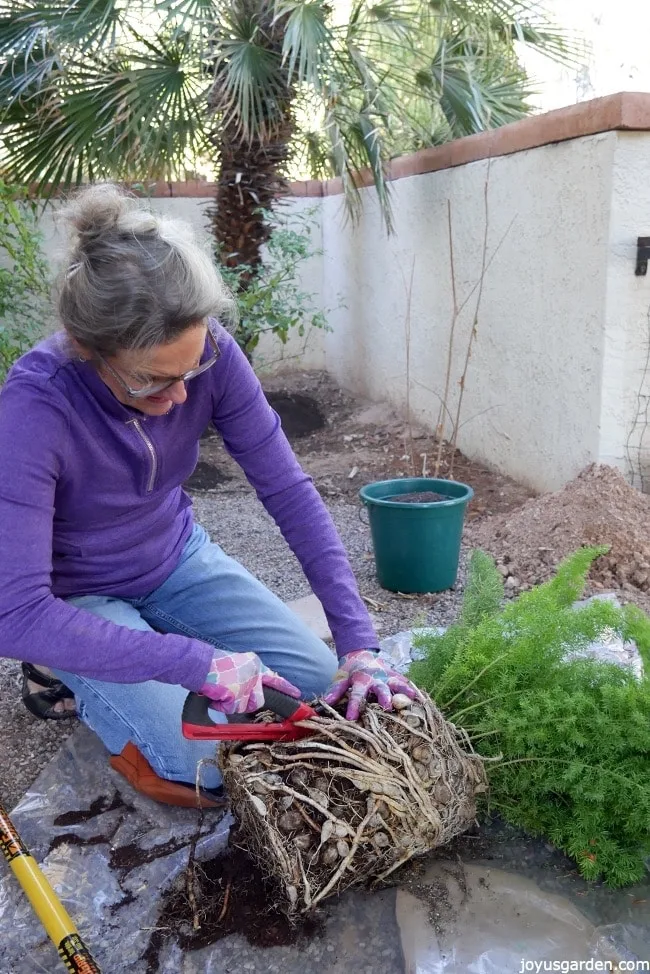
[323,650,420,721]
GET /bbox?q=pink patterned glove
[199,652,301,715]
[323,650,419,721]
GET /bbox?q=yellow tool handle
[0,801,101,973]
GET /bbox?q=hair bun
[62,183,158,241]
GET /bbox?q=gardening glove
[198,652,301,715]
[323,650,420,721]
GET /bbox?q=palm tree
[0,0,577,275]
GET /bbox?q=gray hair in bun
[56,183,236,356]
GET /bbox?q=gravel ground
[192,491,470,640]
[0,661,76,810]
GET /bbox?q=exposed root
[222,692,486,914]
[217,880,231,923]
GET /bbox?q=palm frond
[426,30,531,137]
[210,5,290,140]
[289,125,332,179]
[477,62,532,128]
[340,43,394,117]
[0,40,61,105]
[323,109,363,222]
[347,0,414,40]
[2,80,121,189]
[0,0,125,51]
[109,28,209,171]
[1,28,209,190]
[322,98,393,231]
[0,0,127,111]
[275,0,331,87]
[426,0,584,66]
[350,110,392,228]
[157,0,220,24]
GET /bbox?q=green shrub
[410,547,650,887]
[0,182,51,382]
[218,208,330,359]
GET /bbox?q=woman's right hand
[198,651,301,714]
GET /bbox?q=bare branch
[408,376,456,433]
[624,300,650,491]
[400,255,417,476]
[456,212,517,320]
[435,199,459,478]
[449,159,492,475]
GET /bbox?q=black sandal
[21,663,77,721]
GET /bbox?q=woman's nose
[167,380,188,404]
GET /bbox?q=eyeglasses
[97,329,221,400]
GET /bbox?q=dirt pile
[142,845,323,972]
[467,465,650,601]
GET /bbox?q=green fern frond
[543,544,609,607]
[460,549,504,629]
[410,546,650,887]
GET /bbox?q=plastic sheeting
[396,862,650,974]
[0,605,647,973]
[2,731,647,974]
[0,726,232,973]
[378,594,645,678]
[378,627,444,673]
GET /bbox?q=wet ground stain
[110,890,137,914]
[53,791,133,827]
[109,837,197,875]
[48,791,133,855]
[48,832,113,854]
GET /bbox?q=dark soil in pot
[384,491,449,504]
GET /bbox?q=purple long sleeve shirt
[0,321,377,691]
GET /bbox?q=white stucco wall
[319,133,621,491]
[602,134,650,489]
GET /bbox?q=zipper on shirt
[127,418,158,492]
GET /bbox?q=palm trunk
[209,120,293,285]
[207,0,294,299]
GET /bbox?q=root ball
[222,693,486,914]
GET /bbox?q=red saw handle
[182,686,316,741]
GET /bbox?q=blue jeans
[53,524,337,789]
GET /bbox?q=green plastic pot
[359,477,474,594]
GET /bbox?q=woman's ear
[67,335,92,361]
